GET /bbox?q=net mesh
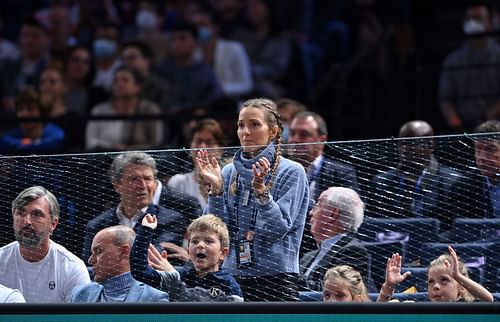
[0,132,498,302]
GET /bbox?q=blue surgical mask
[136,10,157,30]
[198,26,213,43]
[93,38,117,59]
[463,19,486,35]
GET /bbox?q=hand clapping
[195,149,223,194]
[252,157,270,194]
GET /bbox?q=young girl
[196,98,309,301]
[378,247,494,302]
[323,265,371,303]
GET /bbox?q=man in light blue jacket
[70,225,168,303]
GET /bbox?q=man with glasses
[288,111,359,255]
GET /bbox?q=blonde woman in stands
[378,247,494,302]
[196,98,309,301]
[168,118,226,210]
[322,265,371,302]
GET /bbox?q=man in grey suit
[299,187,369,292]
[70,225,169,303]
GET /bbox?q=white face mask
[136,10,157,30]
[463,19,487,35]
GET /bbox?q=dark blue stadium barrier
[0,302,497,320]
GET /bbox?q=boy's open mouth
[196,253,207,259]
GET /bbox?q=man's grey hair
[12,186,60,221]
[106,225,136,247]
[323,187,364,233]
[109,152,158,183]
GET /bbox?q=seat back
[358,217,440,264]
[446,218,500,243]
[396,267,428,293]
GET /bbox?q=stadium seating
[357,218,440,265]
[442,218,500,243]
[396,267,428,293]
[363,240,407,292]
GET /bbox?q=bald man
[368,120,462,231]
[70,225,169,303]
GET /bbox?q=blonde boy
[131,214,243,301]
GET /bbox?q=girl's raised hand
[445,245,461,279]
[385,253,411,287]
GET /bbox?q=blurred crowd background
[0,0,498,155]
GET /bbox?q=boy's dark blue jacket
[131,225,243,302]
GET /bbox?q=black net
[0,132,498,302]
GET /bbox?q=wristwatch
[255,188,271,204]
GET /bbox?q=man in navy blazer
[369,120,462,231]
[82,152,188,261]
[71,226,169,303]
[288,111,359,255]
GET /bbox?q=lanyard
[229,170,271,240]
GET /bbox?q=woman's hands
[195,149,223,195]
[252,157,271,195]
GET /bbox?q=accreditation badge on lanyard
[237,230,255,268]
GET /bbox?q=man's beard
[14,226,47,247]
